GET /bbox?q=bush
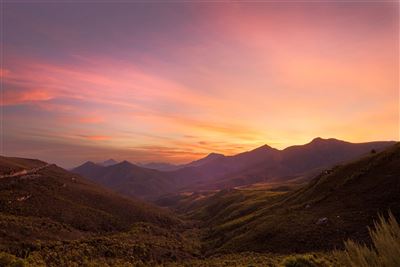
[337,211,400,267]
[0,252,26,267]
[281,254,331,267]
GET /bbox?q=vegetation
[336,212,400,267]
[0,252,26,267]
[280,254,333,267]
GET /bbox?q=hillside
[0,156,199,265]
[178,143,400,254]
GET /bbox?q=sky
[1,1,399,168]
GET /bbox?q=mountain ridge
[72,138,396,199]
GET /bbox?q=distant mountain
[138,153,225,171]
[180,143,400,253]
[170,138,396,190]
[73,138,396,199]
[169,145,280,187]
[98,158,119,167]
[139,162,181,171]
[73,160,177,200]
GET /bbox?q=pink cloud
[78,116,105,124]
[0,68,11,78]
[2,88,54,105]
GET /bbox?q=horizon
[2,2,399,167]
[19,136,400,169]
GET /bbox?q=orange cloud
[78,135,112,141]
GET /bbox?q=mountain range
[72,138,395,200]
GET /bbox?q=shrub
[281,254,330,267]
[0,252,26,267]
[337,211,400,267]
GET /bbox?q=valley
[0,140,399,266]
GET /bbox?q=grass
[280,254,334,267]
[335,211,400,267]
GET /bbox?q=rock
[16,194,31,202]
[316,217,328,225]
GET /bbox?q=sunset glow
[2,2,399,167]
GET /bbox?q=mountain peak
[252,144,275,152]
[81,161,98,167]
[310,137,341,144]
[71,160,102,173]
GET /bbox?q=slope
[183,143,400,254]
[0,156,199,265]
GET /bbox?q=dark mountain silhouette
[179,143,400,254]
